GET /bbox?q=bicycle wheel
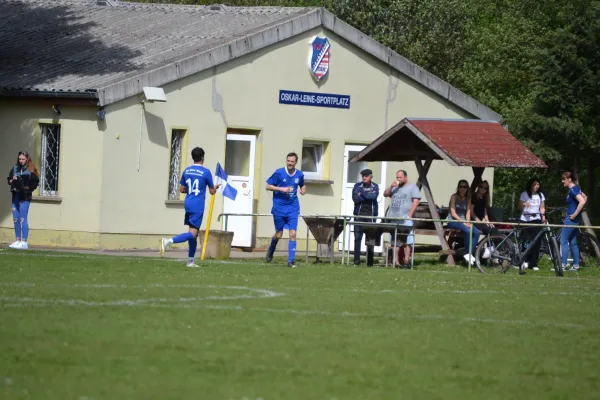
[537,233,551,263]
[578,232,600,267]
[475,234,515,274]
[548,234,563,277]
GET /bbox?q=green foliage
[327,0,476,79]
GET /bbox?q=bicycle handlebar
[521,209,561,217]
[545,208,563,216]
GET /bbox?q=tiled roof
[350,118,547,168]
[407,119,547,168]
[0,0,502,122]
[0,0,311,94]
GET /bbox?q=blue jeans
[354,217,375,265]
[561,217,580,266]
[11,198,31,241]
[447,221,481,255]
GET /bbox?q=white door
[223,133,256,247]
[339,145,386,253]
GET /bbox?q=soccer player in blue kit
[160,147,219,267]
[265,152,306,267]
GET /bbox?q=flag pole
[201,193,216,261]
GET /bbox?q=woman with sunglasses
[560,171,587,271]
[6,151,39,249]
[471,180,495,235]
[519,178,546,271]
[447,179,481,264]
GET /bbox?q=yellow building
[0,1,498,251]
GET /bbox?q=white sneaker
[8,241,21,249]
[186,262,200,268]
[159,238,171,256]
[532,267,539,271]
[19,242,28,250]
[463,254,474,264]
[483,247,491,259]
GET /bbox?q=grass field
[1,249,600,400]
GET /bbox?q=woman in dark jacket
[470,180,495,235]
[7,151,39,250]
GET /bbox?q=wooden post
[416,159,433,190]
[414,157,454,265]
[470,167,485,192]
[200,194,216,261]
[581,211,600,260]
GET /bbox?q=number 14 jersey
[179,165,214,214]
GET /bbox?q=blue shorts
[184,212,203,230]
[395,219,415,245]
[273,215,298,232]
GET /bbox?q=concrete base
[0,227,339,252]
[197,230,234,260]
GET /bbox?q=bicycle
[474,209,563,276]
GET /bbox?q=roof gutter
[0,89,99,102]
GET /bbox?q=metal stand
[343,221,415,268]
[302,216,346,264]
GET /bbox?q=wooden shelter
[349,118,547,264]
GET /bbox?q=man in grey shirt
[384,170,421,268]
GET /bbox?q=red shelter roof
[350,118,547,168]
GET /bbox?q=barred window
[167,129,186,200]
[39,124,61,196]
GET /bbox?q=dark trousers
[474,223,497,236]
[523,219,543,267]
[354,217,375,266]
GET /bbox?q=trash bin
[197,230,234,260]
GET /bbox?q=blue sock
[172,232,194,244]
[268,237,279,255]
[288,240,296,264]
[188,237,197,259]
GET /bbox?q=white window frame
[39,123,61,197]
[301,140,325,180]
[167,129,186,200]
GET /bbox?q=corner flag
[215,162,238,201]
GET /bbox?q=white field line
[2,282,599,297]
[0,283,277,290]
[179,304,591,329]
[2,300,592,330]
[1,282,597,329]
[0,251,245,264]
[0,285,284,306]
[2,251,600,282]
[280,287,600,297]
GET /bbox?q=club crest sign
[308,36,330,81]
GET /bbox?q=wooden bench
[417,228,464,256]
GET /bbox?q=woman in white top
[519,178,546,271]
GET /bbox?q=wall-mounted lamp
[137,87,167,171]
